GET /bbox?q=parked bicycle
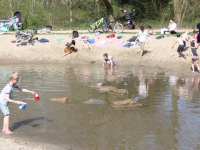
[88,17,107,33]
[106,17,124,33]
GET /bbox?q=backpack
[129,36,137,42]
[72,30,79,38]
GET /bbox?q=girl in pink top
[191,30,198,42]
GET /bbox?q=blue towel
[123,43,134,48]
[39,38,49,43]
[88,38,95,44]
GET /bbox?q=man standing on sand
[136,26,148,57]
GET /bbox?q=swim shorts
[177,45,184,52]
[139,42,145,49]
[0,103,10,116]
[183,41,186,47]
[192,55,199,61]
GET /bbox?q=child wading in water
[171,33,186,60]
[189,42,200,72]
[103,53,115,67]
[136,26,148,57]
[0,72,37,134]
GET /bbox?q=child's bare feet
[5,130,13,134]
[2,130,5,133]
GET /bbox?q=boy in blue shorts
[0,72,37,134]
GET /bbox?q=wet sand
[0,31,199,149]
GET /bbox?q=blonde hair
[9,72,20,80]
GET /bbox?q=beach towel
[11,40,20,43]
[57,38,65,41]
[88,38,95,44]
[39,38,49,43]
[123,43,134,48]
[113,41,124,46]
[94,38,109,47]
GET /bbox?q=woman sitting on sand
[164,19,177,34]
[63,40,79,57]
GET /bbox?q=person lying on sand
[171,33,186,60]
[63,40,79,57]
[189,42,200,72]
[103,53,115,67]
[81,38,93,52]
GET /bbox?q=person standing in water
[0,72,37,134]
[103,53,115,67]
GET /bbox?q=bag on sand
[39,38,49,43]
[72,30,79,38]
[128,36,137,42]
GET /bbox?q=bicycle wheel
[114,22,124,33]
[102,21,107,33]
[88,21,96,33]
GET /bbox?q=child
[81,38,93,52]
[171,33,186,60]
[103,53,115,67]
[63,40,79,57]
[181,30,189,47]
[136,26,148,57]
[147,26,156,36]
[189,42,200,72]
[0,72,37,134]
[190,30,198,42]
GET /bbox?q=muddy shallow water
[0,63,200,150]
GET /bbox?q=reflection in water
[0,64,200,149]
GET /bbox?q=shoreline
[0,32,199,149]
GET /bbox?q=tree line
[0,0,199,29]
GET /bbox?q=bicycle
[106,17,124,33]
[88,17,107,33]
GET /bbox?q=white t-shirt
[138,30,147,42]
[0,83,18,105]
[170,23,177,32]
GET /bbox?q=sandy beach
[0,30,199,149]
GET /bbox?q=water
[0,63,200,149]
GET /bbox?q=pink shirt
[193,33,198,39]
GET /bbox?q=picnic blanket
[57,38,65,41]
[123,43,134,48]
[94,38,109,47]
[113,41,124,46]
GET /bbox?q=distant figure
[189,42,200,72]
[63,40,79,57]
[181,30,190,47]
[190,30,198,42]
[0,72,37,134]
[81,38,93,52]
[103,53,114,67]
[135,26,148,57]
[164,19,177,34]
[147,26,156,36]
[171,33,186,60]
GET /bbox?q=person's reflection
[103,67,119,82]
[189,76,200,101]
[138,70,152,98]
